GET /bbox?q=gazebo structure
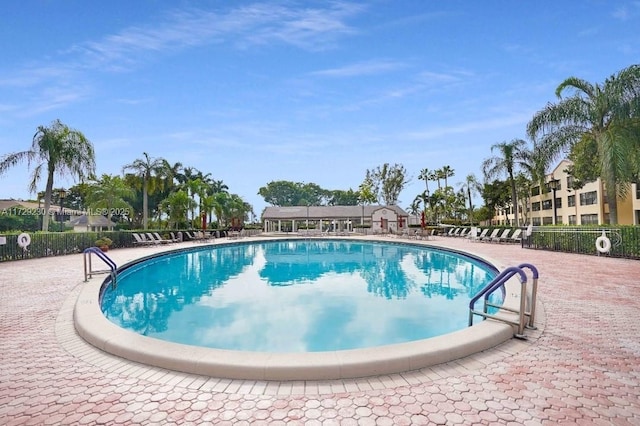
[262,205,410,234]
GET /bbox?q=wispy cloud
[1,2,364,90]
[311,59,405,77]
[611,2,640,21]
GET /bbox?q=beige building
[262,205,410,233]
[493,159,640,226]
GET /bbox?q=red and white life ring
[595,231,611,253]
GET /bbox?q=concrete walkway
[1,236,639,425]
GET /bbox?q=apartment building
[493,159,640,226]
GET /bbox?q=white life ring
[595,231,611,253]
[17,233,31,248]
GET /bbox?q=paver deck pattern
[1,235,639,425]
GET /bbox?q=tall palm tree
[86,174,134,227]
[459,173,483,224]
[122,152,166,229]
[429,170,441,190]
[441,165,455,189]
[0,119,95,231]
[482,139,531,226]
[418,168,431,195]
[527,64,640,224]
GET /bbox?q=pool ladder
[83,247,117,289]
[468,263,539,339]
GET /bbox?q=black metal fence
[521,226,640,260]
[0,229,261,263]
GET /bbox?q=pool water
[101,240,499,352]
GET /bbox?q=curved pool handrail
[468,266,527,311]
[517,263,539,279]
[83,247,117,287]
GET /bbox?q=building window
[532,202,541,211]
[636,185,640,200]
[581,214,599,225]
[580,191,597,206]
[568,195,575,207]
[532,217,541,226]
[542,216,553,225]
[555,197,562,208]
[531,186,540,196]
[556,215,563,225]
[566,175,574,189]
[542,200,552,210]
[568,215,576,225]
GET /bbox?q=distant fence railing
[0,229,263,262]
[521,226,640,260]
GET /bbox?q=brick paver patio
[1,236,639,425]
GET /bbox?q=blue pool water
[101,240,499,352]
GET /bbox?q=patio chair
[480,228,500,242]
[507,228,522,243]
[457,228,469,238]
[491,228,512,243]
[153,232,174,244]
[147,232,170,244]
[132,232,154,246]
[475,228,489,242]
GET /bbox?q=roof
[69,214,116,227]
[262,205,409,220]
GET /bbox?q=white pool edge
[74,238,520,381]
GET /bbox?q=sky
[1,0,639,217]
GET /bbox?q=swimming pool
[101,240,500,353]
[75,237,517,380]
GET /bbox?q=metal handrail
[83,247,117,288]
[469,264,538,339]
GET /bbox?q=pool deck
[2,235,640,425]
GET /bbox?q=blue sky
[1,1,639,216]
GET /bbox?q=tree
[481,179,512,222]
[418,168,431,195]
[441,165,455,189]
[0,119,95,231]
[258,181,326,206]
[122,152,167,229]
[327,189,359,205]
[459,173,483,224]
[358,178,378,205]
[482,139,531,226]
[527,64,640,224]
[86,174,134,226]
[160,190,193,229]
[365,163,409,205]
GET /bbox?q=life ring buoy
[595,231,611,253]
[17,233,31,248]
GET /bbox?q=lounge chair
[132,232,154,246]
[457,228,470,238]
[147,232,170,244]
[475,228,489,242]
[507,228,522,243]
[491,228,512,243]
[152,232,174,244]
[481,228,500,242]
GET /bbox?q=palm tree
[160,190,193,229]
[527,64,640,224]
[418,168,431,195]
[122,152,166,229]
[441,165,455,189]
[482,139,531,226]
[0,119,95,231]
[429,170,441,190]
[86,174,134,227]
[459,173,483,224]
